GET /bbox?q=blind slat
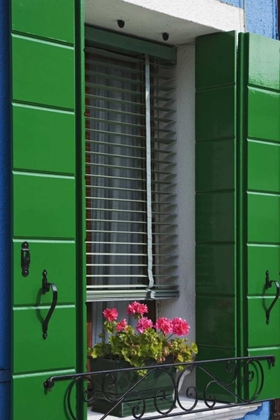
[86,82,174,102]
[86,186,175,196]
[86,162,172,175]
[86,104,174,123]
[86,117,175,134]
[86,219,176,226]
[86,151,146,162]
[85,45,142,62]
[85,93,176,113]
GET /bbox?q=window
[84,28,178,340]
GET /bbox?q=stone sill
[88,397,261,420]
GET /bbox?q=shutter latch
[21,241,30,277]
[41,270,58,340]
[265,270,280,324]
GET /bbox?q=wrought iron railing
[44,355,275,420]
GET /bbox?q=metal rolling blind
[85,44,178,301]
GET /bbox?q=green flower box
[89,357,176,417]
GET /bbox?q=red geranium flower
[155,317,173,334]
[127,301,148,317]
[116,319,127,332]
[172,317,190,336]
[103,308,118,321]
[136,317,153,333]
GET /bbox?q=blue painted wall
[0,1,278,420]
[220,0,278,39]
[0,0,11,418]
[246,0,278,38]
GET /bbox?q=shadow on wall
[220,0,244,7]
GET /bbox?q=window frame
[84,25,179,303]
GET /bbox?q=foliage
[89,301,198,372]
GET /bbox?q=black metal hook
[21,241,30,277]
[42,270,58,340]
[265,270,280,325]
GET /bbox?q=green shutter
[195,31,238,401]
[11,1,85,419]
[196,31,280,401]
[239,32,280,400]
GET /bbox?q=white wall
[120,0,245,35]
[85,0,244,45]
[158,44,196,350]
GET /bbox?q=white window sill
[88,397,261,420]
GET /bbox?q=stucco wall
[158,43,196,343]
[0,0,11,417]
[246,0,278,38]
[220,0,278,38]
[85,0,245,45]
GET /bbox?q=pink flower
[127,301,148,317]
[155,317,173,334]
[116,319,127,332]
[136,317,153,333]
[103,308,118,321]
[137,303,148,315]
[172,318,190,336]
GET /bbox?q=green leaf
[192,343,198,354]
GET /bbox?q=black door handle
[265,270,280,324]
[42,270,58,339]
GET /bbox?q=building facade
[0,0,279,419]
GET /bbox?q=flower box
[90,357,176,417]
[88,301,197,417]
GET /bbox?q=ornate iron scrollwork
[43,355,275,420]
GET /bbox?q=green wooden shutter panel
[11,1,84,419]
[196,31,280,401]
[241,33,280,401]
[12,36,75,109]
[13,105,75,174]
[196,33,237,402]
[12,0,74,43]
